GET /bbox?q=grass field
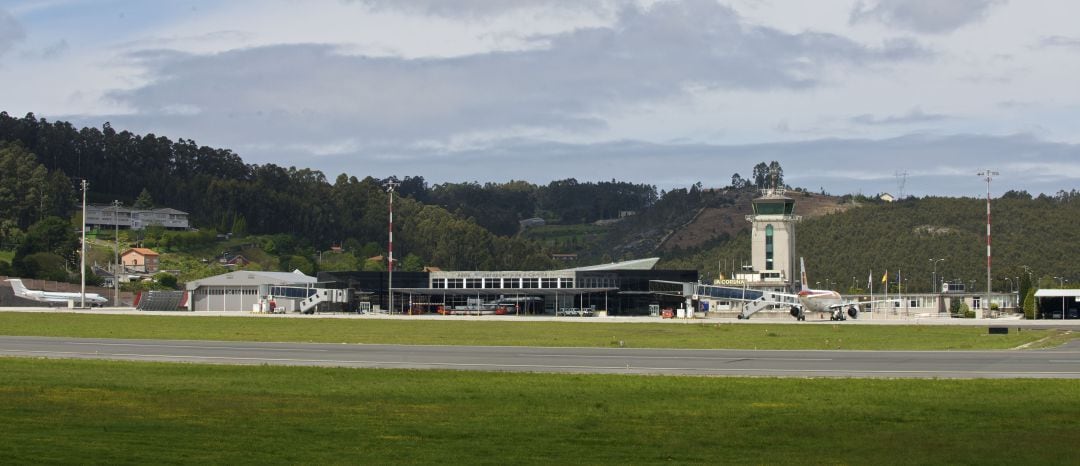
[1,357,1077,464]
[0,312,1073,350]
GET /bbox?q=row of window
[430,277,575,289]
[194,288,259,295]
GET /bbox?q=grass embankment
[0,312,1070,350]
[1,358,1077,464]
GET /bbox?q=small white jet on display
[6,278,108,306]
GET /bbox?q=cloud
[20,39,69,60]
[0,9,27,57]
[347,0,619,18]
[850,107,950,125]
[850,0,1004,34]
[103,0,928,150]
[1038,35,1080,50]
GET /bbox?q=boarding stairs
[739,296,775,319]
[298,288,348,314]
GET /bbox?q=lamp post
[113,200,120,306]
[930,258,944,294]
[1022,266,1034,319]
[80,179,88,308]
[1053,277,1067,319]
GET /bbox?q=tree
[1023,288,1036,319]
[15,216,78,264]
[0,142,51,229]
[133,188,154,209]
[154,272,179,290]
[401,253,424,272]
[751,162,768,189]
[17,252,69,281]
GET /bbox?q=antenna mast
[977,169,998,318]
[894,170,908,200]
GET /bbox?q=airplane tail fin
[7,279,30,297]
[799,257,808,291]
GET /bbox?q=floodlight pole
[977,170,998,318]
[386,180,399,314]
[114,200,120,306]
[80,179,88,308]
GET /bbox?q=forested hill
[0,112,654,275]
[3,111,1078,289]
[659,192,1080,293]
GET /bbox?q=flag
[867,271,872,290]
[881,270,888,284]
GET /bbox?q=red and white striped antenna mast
[386,179,400,314]
[977,169,998,318]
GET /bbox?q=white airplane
[737,258,895,321]
[791,258,859,321]
[6,278,108,306]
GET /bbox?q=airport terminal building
[319,258,698,316]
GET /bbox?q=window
[765,224,774,270]
[431,279,445,289]
[560,278,574,288]
[541,278,558,288]
[522,278,539,288]
[447,278,463,289]
[466,278,482,289]
[504,278,520,289]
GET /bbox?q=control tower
[743,182,801,291]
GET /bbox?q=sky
[2,0,1079,197]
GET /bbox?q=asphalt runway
[2,335,1079,379]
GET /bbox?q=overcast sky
[2,0,1079,197]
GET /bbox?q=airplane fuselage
[797,289,842,313]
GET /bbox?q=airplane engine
[790,306,800,318]
[847,306,859,319]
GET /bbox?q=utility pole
[80,180,88,308]
[386,180,399,314]
[977,169,998,318]
[114,200,120,306]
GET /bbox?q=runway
[2,335,1079,378]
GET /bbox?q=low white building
[85,204,190,230]
[185,270,317,312]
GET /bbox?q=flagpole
[869,269,874,319]
[884,269,888,320]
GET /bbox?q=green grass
[0,357,1077,465]
[0,312,1073,350]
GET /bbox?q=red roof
[122,248,159,257]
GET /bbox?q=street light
[1053,277,1067,319]
[113,200,120,306]
[930,258,945,293]
[80,179,88,308]
[1022,266,1035,319]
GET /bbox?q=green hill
[659,192,1080,293]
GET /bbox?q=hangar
[1034,289,1080,319]
[185,270,317,312]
